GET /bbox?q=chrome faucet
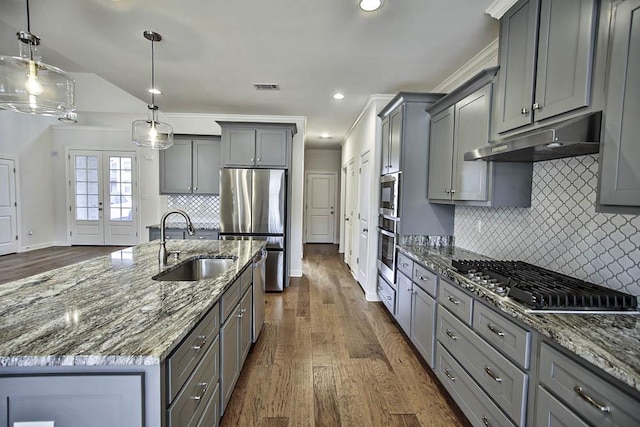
[159,209,196,267]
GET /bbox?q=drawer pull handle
[401,262,409,267]
[447,296,460,305]
[484,366,502,383]
[487,324,505,337]
[191,382,209,401]
[407,287,413,292]
[481,416,491,427]
[445,330,458,341]
[191,335,207,351]
[417,274,429,282]
[444,369,456,382]
[237,313,244,318]
[386,296,392,301]
[574,386,611,413]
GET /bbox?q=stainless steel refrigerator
[219,169,288,291]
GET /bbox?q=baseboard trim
[290,269,303,278]
[365,291,381,302]
[19,241,58,252]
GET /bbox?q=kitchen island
[0,239,266,426]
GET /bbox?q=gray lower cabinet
[160,137,221,195]
[377,274,396,315]
[219,274,253,416]
[599,0,640,208]
[537,343,640,427]
[411,283,437,368]
[535,386,589,427]
[0,374,144,427]
[395,271,413,335]
[495,0,598,133]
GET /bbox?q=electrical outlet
[476,220,482,234]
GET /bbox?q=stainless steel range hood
[465,111,602,162]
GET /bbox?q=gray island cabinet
[0,239,266,427]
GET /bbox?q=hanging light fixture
[132,30,173,150]
[0,0,75,116]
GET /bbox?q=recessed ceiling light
[148,88,162,95]
[333,93,345,100]
[320,133,332,139]
[359,0,383,12]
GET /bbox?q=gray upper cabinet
[379,106,403,175]
[380,117,390,175]
[219,122,295,169]
[160,137,221,195]
[495,0,597,134]
[427,106,455,201]
[599,0,640,208]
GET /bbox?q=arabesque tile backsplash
[455,155,640,298]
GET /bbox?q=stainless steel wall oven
[377,215,398,283]
[379,173,400,218]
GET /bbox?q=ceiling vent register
[253,83,280,91]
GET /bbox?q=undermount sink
[153,256,237,281]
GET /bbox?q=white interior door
[357,152,370,285]
[70,150,137,246]
[0,158,18,256]
[305,172,336,243]
[344,160,355,268]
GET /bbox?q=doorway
[343,159,356,268]
[305,172,337,243]
[68,150,138,246]
[357,151,370,287]
[0,157,18,256]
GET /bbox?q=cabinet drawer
[437,308,527,425]
[240,266,252,295]
[169,336,220,427]
[195,382,220,427]
[188,230,219,241]
[539,343,640,427]
[473,303,531,369]
[221,278,241,322]
[377,275,396,315]
[167,304,219,403]
[397,252,414,279]
[438,279,473,324]
[164,229,185,240]
[413,263,437,297]
[436,343,516,427]
[535,386,588,427]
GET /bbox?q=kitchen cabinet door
[193,139,221,194]
[411,284,436,368]
[427,106,455,200]
[239,288,253,365]
[534,0,596,121]
[160,140,192,194]
[380,116,390,175]
[388,106,403,174]
[395,271,412,336]
[495,0,539,133]
[599,0,640,207]
[223,128,256,167]
[452,85,490,202]
[220,305,241,415]
[256,128,288,168]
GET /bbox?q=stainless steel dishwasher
[252,249,267,342]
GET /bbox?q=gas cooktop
[452,260,638,312]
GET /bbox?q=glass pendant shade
[132,108,174,149]
[0,34,75,116]
[132,30,173,150]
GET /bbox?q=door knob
[521,107,529,114]
[363,228,368,233]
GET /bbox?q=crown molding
[432,38,499,93]
[485,0,518,19]
[341,94,394,145]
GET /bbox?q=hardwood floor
[0,246,127,285]
[222,243,470,427]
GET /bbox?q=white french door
[357,151,370,285]
[0,158,18,255]
[69,150,138,246]
[305,172,336,243]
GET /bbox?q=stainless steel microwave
[379,173,400,218]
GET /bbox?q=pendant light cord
[150,38,155,107]
[26,0,31,32]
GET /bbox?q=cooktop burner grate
[451,260,638,310]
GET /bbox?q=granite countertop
[0,240,265,368]
[146,222,219,230]
[397,244,640,393]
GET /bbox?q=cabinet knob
[445,189,450,194]
[250,158,254,162]
[257,158,261,162]
[520,107,529,114]
[187,186,191,191]
[450,189,456,194]
[532,102,542,110]
[194,186,198,191]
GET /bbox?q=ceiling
[0,0,498,148]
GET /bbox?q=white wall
[0,112,58,250]
[304,148,342,243]
[340,95,393,301]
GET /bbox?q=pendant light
[0,0,75,116]
[132,31,173,150]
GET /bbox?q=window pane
[122,197,132,208]
[76,208,87,220]
[88,208,99,220]
[110,157,120,170]
[76,195,87,207]
[122,158,132,170]
[123,185,132,195]
[87,169,98,182]
[76,182,87,194]
[88,195,99,208]
[88,182,98,194]
[110,208,121,221]
[121,170,132,183]
[75,156,86,168]
[76,170,87,182]
[87,156,98,169]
